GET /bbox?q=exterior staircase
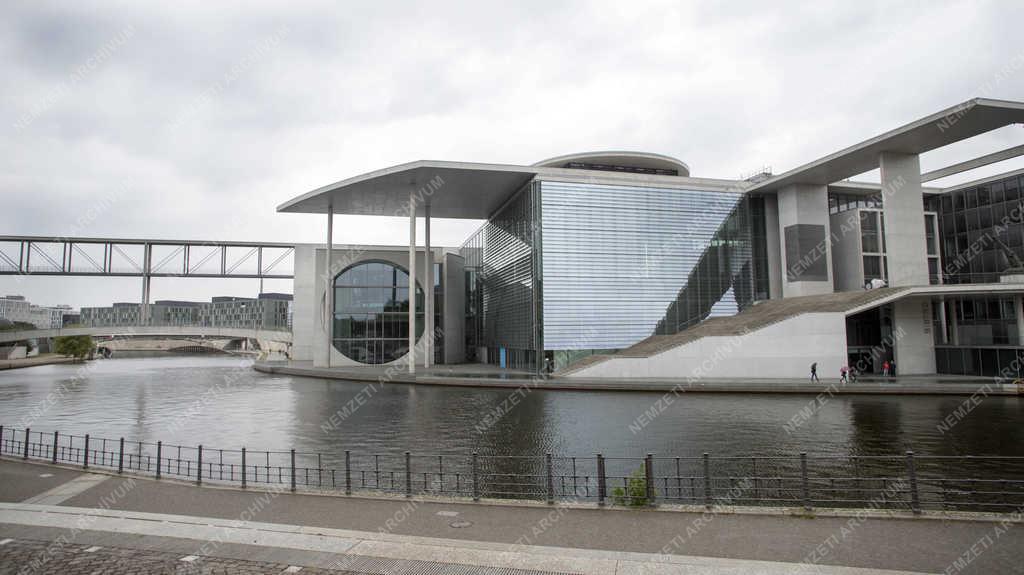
[557,287,909,375]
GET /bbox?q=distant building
[80,294,292,330]
[0,295,74,329]
[0,296,31,326]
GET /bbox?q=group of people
[809,360,896,383]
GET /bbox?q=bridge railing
[3,424,1023,513]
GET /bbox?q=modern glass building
[281,98,1024,380]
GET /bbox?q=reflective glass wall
[540,181,757,351]
[925,172,1024,376]
[459,182,540,369]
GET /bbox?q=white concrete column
[892,297,937,375]
[776,184,833,297]
[424,202,432,368]
[408,191,416,374]
[326,205,333,368]
[880,151,929,286]
[937,297,949,344]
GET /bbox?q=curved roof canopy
[277,160,538,219]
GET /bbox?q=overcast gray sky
[3,0,1024,309]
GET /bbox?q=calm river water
[0,355,1020,462]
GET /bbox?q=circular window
[332,261,424,364]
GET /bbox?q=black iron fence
[2,425,1022,514]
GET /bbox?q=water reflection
[0,356,1021,466]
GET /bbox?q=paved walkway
[1,459,1022,573]
[255,361,1021,396]
[0,353,76,371]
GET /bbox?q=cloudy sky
[2,0,1024,308]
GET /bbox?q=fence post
[546,453,554,505]
[83,434,89,469]
[118,437,124,474]
[645,453,656,507]
[241,447,247,488]
[906,451,921,515]
[471,452,479,501]
[0,425,4,454]
[597,454,606,507]
[405,451,412,498]
[197,445,203,485]
[290,449,296,492]
[345,450,352,495]
[801,452,811,512]
[52,431,59,464]
[23,428,30,460]
[703,453,711,509]
[156,441,162,479]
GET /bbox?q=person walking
[810,362,820,382]
[840,365,848,384]
[882,360,891,377]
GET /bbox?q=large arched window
[333,261,424,364]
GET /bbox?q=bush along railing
[2,425,1023,513]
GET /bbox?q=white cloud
[2,0,1024,307]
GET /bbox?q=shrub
[612,467,651,506]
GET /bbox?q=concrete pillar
[776,184,833,297]
[937,297,949,344]
[880,152,929,286]
[141,243,152,325]
[424,203,433,368]
[140,276,150,325]
[326,205,333,368]
[892,298,937,375]
[408,191,416,374]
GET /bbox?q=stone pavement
[0,537,352,575]
[1,459,1021,573]
[255,360,1020,396]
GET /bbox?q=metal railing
[2,425,1022,513]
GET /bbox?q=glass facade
[332,261,424,364]
[926,172,1024,377]
[460,182,540,369]
[928,173,1024,284]
[540,180,756,348]
[460,178,763,370]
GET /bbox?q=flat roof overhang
[748,98,1024,194]
[277,160,539,219]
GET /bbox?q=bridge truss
[0,236,296,322]
[0,236,295,279]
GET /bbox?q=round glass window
[332,261,424,364]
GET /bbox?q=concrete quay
[254,360,1022,396]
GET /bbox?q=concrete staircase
[557,287,909,375]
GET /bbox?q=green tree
[53,335,95,361]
